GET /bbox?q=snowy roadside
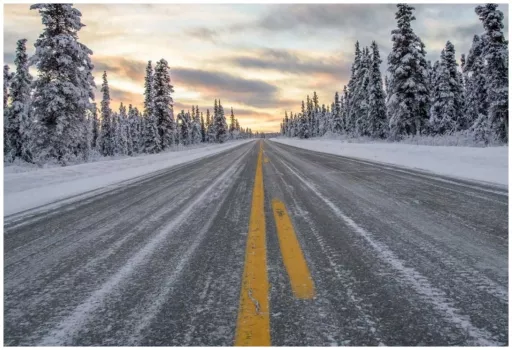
[4,140,254,216]
[270,138,508,187]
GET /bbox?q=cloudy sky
[4,3,509,132]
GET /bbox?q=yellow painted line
[272,199,316,299]
[264,156,269,163]
[235,141,270,346]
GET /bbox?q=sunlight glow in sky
[3,3,509,132]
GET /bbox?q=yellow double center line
[235,141,314,346]
[272,199,315,299]
[235,141,270,346]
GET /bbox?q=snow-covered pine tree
[143,61,161,153]
[128,104,139,153]
[306,96,314,137]
[346,42,361,134]
[387,3,430,139]
[29,4,95,165]
[298,100,309,139]
[430,42,464,135]
[153,58,175,149]
[6,38,32,162]
[475,3,508,143]
[117,103,129,155]
[177,110,190,145]
[367,41,388,138]
[99,71,113,156]
[283,111,289,136]
[446,41,464,130]
[192,105,202,144]
[331,92,343,134]
[352,47,371,136]
[288,113,295,137]
[215,100,228,143]
[207,108,216,142]
[312,91,319,137]
[429,48,456,135]
[464,35,489,143]
[417,37,431,128]
[319,104,328,135]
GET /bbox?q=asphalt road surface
[4,140,508,346]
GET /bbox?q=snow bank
[271,138,508,186]
[4,140,253,216]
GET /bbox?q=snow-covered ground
[4,140,253,216]
[271,137,508,187]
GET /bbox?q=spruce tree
[475,3,508,143]
[330,92,343,134]
[464,35,489,143]
[153,58,175,149]
[99,71,113,156]
[128,104,140,153]
[206,108,216,142]
[367,41,387,138]
[215,100,228,143]
[6,38,32,161]
[446,41,464,130]
[29,4,95,165]
[192,105,202,144]
[143,61,161,153]
[387,4,430,139]
[353,47,371,136]
[429,42,464,135]
[319,104,328,135]
[117,103,128,155]
[298,100,309,139]
[178,110,190,145]
[429,49,457,135]
[346,41,361,133]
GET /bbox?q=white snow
[270,138,508,186]
[4,140,253,217]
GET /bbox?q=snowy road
[4,140,508,346]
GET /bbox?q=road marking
[264,156,269,163]
[272,199,315,299]
[235,141,270,346]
